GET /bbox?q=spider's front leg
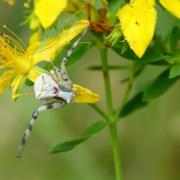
[17,101,65,158]
[59,28,88,88]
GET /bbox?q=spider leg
[60,28,88,87]
[17,101,66,159]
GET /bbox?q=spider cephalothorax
[34,72,74,103]
[17,27,99,158]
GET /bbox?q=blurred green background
[0,1,180,180]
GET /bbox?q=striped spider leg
[17,101,66,158]
[17,28,88,158]
[53,27,88,89]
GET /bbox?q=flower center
[15,55,32,74]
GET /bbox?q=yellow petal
[29,14,41,30]
[32,20,89,65]
[118,0,157,58]
[146,0,155,6]
[11,74,24,99]
[73,84,99,103]
[29,30,40,47]
[0,71,14,93]
[34,0,68,28]
[27,31,41,55]
[27,66,46,83]
[160,0,180,19]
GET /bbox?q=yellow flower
[34,0,68,29]
[0,20,89,99]
[118,0,180,58]
[34,0,88,29]
[118,0,156,58]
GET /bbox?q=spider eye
[34,73,59,100]
[53,87,59,94]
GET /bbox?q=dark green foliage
[54,42,93,68]
[113,44,166,64]
[107,0,123,14]
[170,26,180,54]
[87,65,128,71]
[82,121,107,136]
[169,64,180,79]
[49,138,88,153]
[120,93,147,117]
[143,69,178,101]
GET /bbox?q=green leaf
[83,121,107,137]
[66,42,93,67]
[49,121,107,153]
[143,69,177,101]
[49,137,88,153]
[140,47,165,64]
[121,41,129,54]
[165,54,180,64]
[170,26,180,54]
[113,44,166,64]
[113,43,136,60]
[25,79,34,86]
[87,65,128,71]
[94,0,104,8]
[54,42,93,68]
[107,0,123,14]
[169,64,180,79]
[120,93,147,117]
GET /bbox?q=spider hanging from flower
[16,27,99,158]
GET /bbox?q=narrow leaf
[87,65,128,71]
[49,121,107,153]
[49,137,88,153]
[113,44,165,64]
[83,121,107,137]
[143,69,177,101]
[120,92,147,117]
[66,42,93,67]
[54,42,93,68]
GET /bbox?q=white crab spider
[34,72,74,103]
[17,28,88,158]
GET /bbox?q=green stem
[89,104,109,121]
[100,47,114,116]
[109,123,122,180]
[100,47,122,180]
[114,62,135,122]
